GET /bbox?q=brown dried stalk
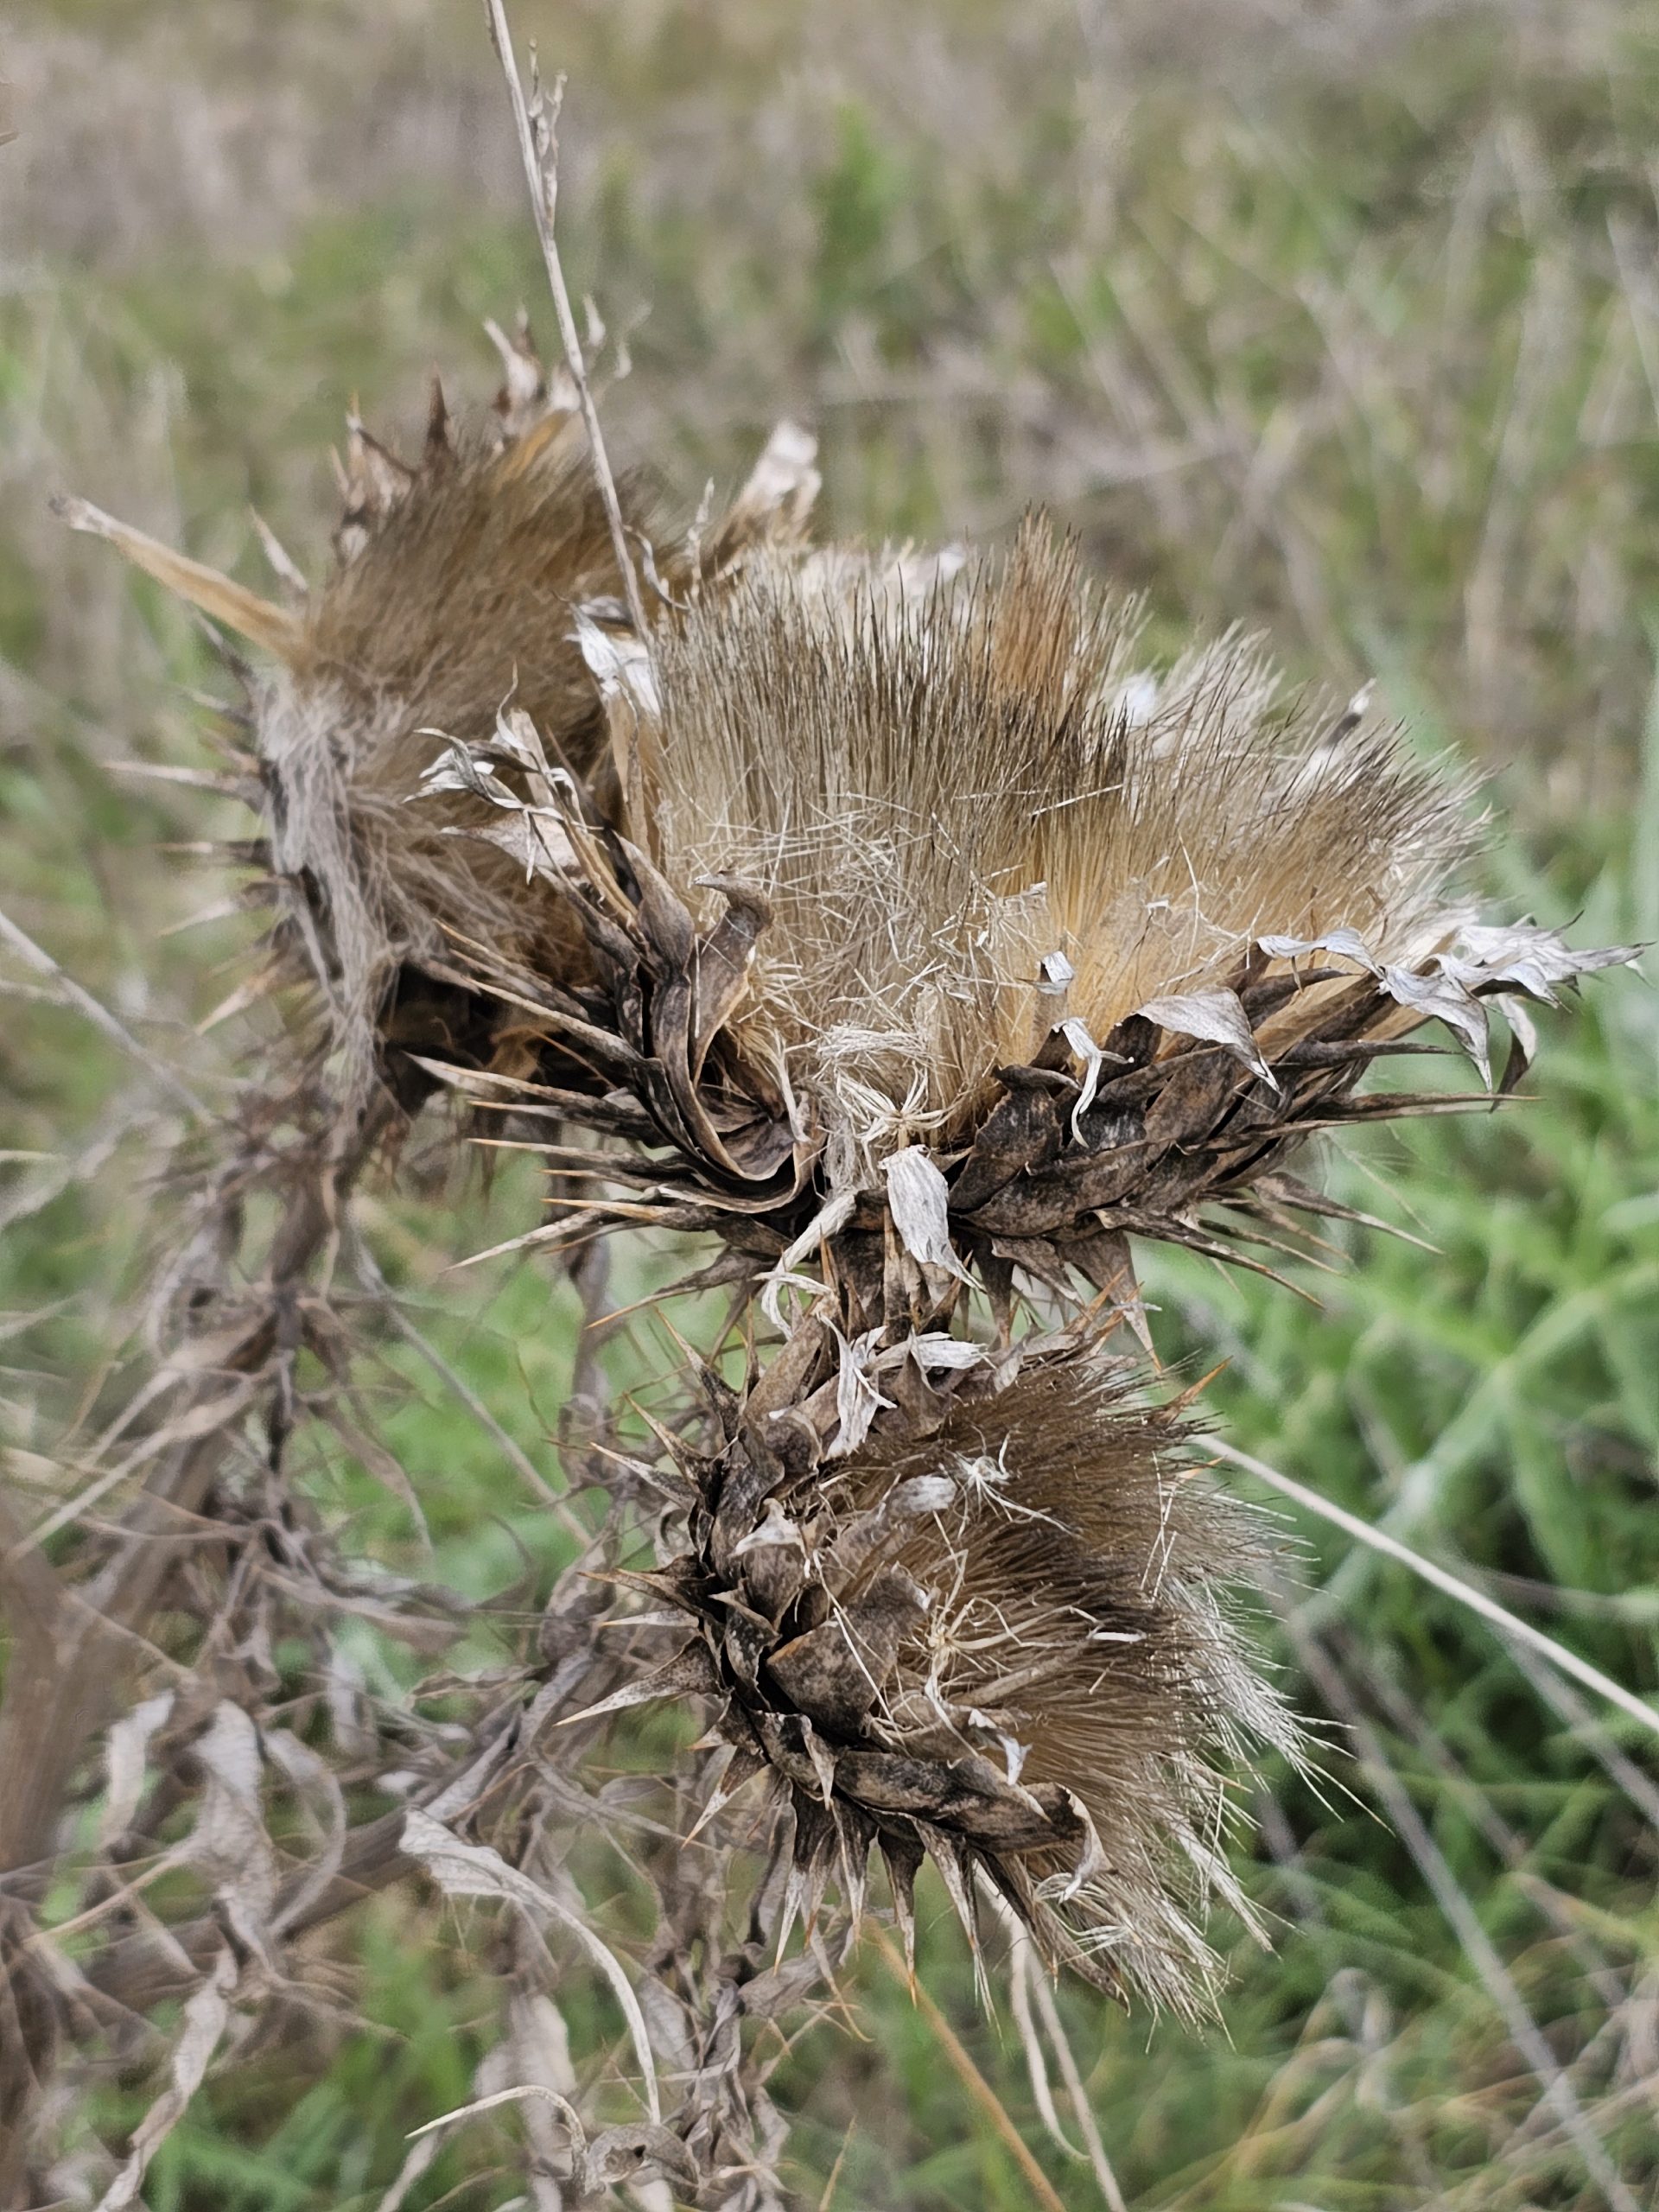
[481,0,652,651]
[0,1077,393,2199]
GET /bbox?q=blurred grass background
[3,0,1659,2204]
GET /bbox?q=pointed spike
[925,1831,989,2006]
[1165,1359,1228,1417]
[774,1871,803,1966]
[775,1813,815,1964]
[801,1721,837,1808]
[684,1746,767,1843]
[344,413,415,513]
[247,508,308,606]
[655,1310,743,1438]
[196,963,285,1034]
[181,686,254,734]
[555,1642,718,1727]
[53,496,302,661]
[424,372,454,473]
[831,1799,870,1928]
[879,1827,925,1980]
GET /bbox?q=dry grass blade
[1293,1630,1643,2212]
[91,1948,238,2212]
[1000,1904,1129,2212]
[405,2080,584,2144]
[868,1922,1069,2212]
[0,905,209,1122]
[400,1810,662,2123]
[1210,1437,1659,1745]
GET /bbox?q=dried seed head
[640,1345,1295,2016]
[484,515,1630,1318]
[645,522,1471,1159]
[58,321,824,1120]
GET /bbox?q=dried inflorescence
[608,1342,1294,2015]
[19,6,1652,2195]
[54,315,821,1118]
[646,525,1472,1155]
[399,511,1631,2015]
[440,516,1632,1329]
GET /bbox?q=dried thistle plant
[389,512,1630,2044]
[608,1341,1297,2018]
[437,517,1631,1324]
[3,13,1642,2208]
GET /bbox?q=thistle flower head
[644,523,1471,1163]
[55,320,823,1113]
[505,516,1632,1321]
[626,1345,1295,2016]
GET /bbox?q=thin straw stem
[1210,1436,1659,1745]
[867,1923,1068,2212]
[481,0,651,652]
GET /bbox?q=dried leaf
[445,810,575,883]
[188,1703,277,1950]
[828,1326,895,1459]
[1450,920,1640,1003]
[572,607,661,719]
[1135,989,1274,1086]
[760,1187,856,1327]
[881,1147,974,1283]
[93,1949,237,2210]
[1495,992,1540,1094]
[1256,927,1381,973]
[401,1809,661,2120]
[1382,964,1491,1084]
[413,736,522,810]
[723,420,821,539]
[900,1333,988,1374]
[99,1691,175,1848]
[265,1730,347,1935]
[1058,1017,1123,1135]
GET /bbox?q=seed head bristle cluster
[57,316,821,1118]
[647,525,1475,1159]
[626,1344,1295,2015]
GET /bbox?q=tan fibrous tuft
[624,1344,1296,2017]
[263,340,630,1104]
[648,522,1474,1156]
[281,355,822,1107]
[60,315,827,1120]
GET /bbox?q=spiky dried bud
[603,1344,1294,2016]
[56,321,823,1121]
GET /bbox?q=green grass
[3,1,1658,2203]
